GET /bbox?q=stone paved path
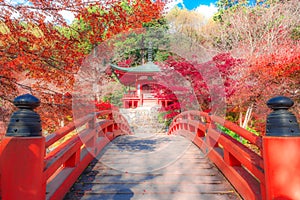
[65,134,241,200]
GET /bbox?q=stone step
[119,105,166,135]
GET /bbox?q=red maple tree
[153,53,240,122]
[228,40,300,132]
[0,0,166,133]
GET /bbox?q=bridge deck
[65,134,241,200]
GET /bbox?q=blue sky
[58,0,220,24]
[167,0,219,19]
[180,0,217,10]
[10,0,220,23]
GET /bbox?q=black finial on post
[266,96,300,136]
[6,94,42,137]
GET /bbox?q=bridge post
[263,96,300,200]
[0,94,45,200]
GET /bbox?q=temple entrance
[110,62,176,109]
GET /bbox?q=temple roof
[110,62,161,73]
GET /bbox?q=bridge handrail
[45,110,122,148]
[45,114,92,148]
[170,110,262,148]
[168,110,264,200]
[44,110,132,199]
[0,109,132,200]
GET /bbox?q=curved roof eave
[110,62,161,73]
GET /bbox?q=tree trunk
[242,103,253,128]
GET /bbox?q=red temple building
[110,60,175,108]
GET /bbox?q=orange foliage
[0,0,165,132]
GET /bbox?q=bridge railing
[0,94,132,200]
[168,96,300,200]
[168,110,264,200]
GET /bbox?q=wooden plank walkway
[65,134,241,200]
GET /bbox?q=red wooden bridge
[1,94,300,200]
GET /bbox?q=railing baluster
[223,150,241,166]
[64,150,81,167]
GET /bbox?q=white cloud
[195,3,218,19]
[164,0,184,13]
[59,10,75,24]
[7,0,30,6]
